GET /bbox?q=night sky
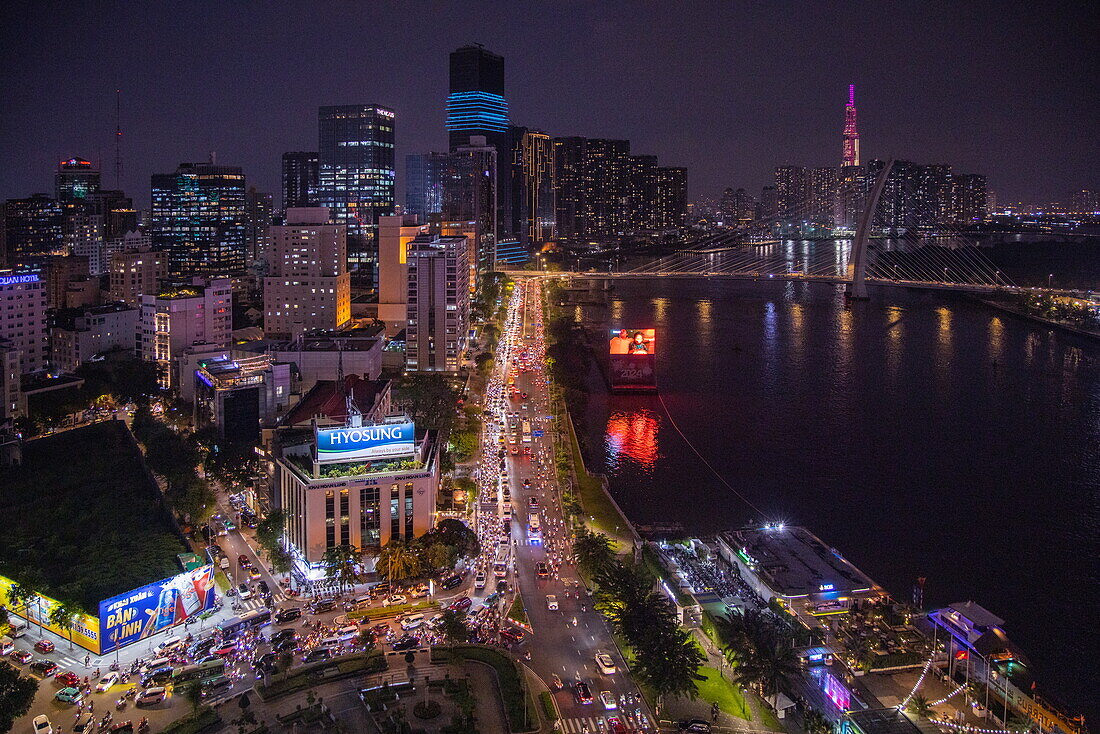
[2,1,1096,207]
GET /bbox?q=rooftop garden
[285,452,423,480]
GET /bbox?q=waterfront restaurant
[717,525,886,627]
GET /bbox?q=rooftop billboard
[315,421,416,463]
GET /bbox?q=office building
[263,207,351,339]
[49,303,139,373]
[41,255,90,310]
[245,187,274,263]
[0,269,48,374]
[656,166,687,228]
[273,411,440,583]
[404,152,449,220]
[281,152,319,210]
[377,214,428,330]
[520,130,555,243]
[194,354,291,443]
[105,229,153,273]
[316,105,396,285]
[4,195,64,262]
[108,245,167,306]
[139,277,232,388]
[759,186,778,220]
[405,234,470,373]
[246,331,383,393]
[444,137,497,272]
[62,212,106,274]
[151,160,247,277]
[55,158,101,203]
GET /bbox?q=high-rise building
[807,167,839,227]
[448,45,512,241]
[281,152,318,210]
[1070,190,1098,215]
[628,155,658,230]
[377,214,428,330]
[0,269,47,374]
[139,277,232,388]
[655,167,687,229]
[733,188,756,227]
[55,158,101,203]
[444,137,497,273]
[108,246,167,306]
[62,212,106,275]
[553,137,632,241]
[775,166,809,221]
[150,160,247,277]
[245,187,274,263]
[316,105,396,285]
[842,84,860,168]
[917,164,955,230]
[404,153,449,220]
[954,174,988,223]
[41,255,90,310]
[263,207,351,339]
[759,186,778,220]
[405,234,470,373]
[520,130,555,243]
[3,194,64,263]
[837,166,868,230]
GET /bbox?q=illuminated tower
[842,84,860,168]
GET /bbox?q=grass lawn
[695,666,752,721]
[0,421,187,610]
[507,595,527,624]
[564,414,633,550]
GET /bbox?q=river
[570,276,1099,722]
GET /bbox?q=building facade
[444,137,497,273]
[281,152,319,210]
[656,166,688,228]
[108,246,167,306]
[151,161,247,277]
[194,354,291,443]
[405,235,470,373]
[316,105,396,285]
[49,303,139,373]
[245,187,274,264]
[0,270,47,374]
[520,129,556,244]
[55,158,101,203]
[3,194,64,263]
[263,207,351,339]
[377,214,428,330]
[139,277,232,388]
[404,152,449,220]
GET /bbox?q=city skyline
[1,2,1096,208]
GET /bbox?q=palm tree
[573,528,615,577]
[47,601,81,650]
[804,709,833,734]
[320,545,361,594]
[6,582,39,634]
[907,693,935,719]
[750,627,801,708]
[376,539,422,583]
[438,609,471,644]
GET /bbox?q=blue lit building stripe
[446,91,509,133]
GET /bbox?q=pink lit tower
[842,84,860,167]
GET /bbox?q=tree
[804,709,833,734]
[6,582,38,634]
[907,694,935,719]
[574,528,616,578]
[632,624,705,705]
[321,545,362,593]
[47,600,82,650]
[0,661,39,732]
[255,509,293,574]
[377,539,422,583]
[423,543,455,573]
[397,375,458,432]
[183,680,204,712]
[438,609,471,644]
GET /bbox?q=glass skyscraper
[447,45,508,151]
[150,161,246,277]
[316,105,396,286]
[281,151,318,210]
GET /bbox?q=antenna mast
[114,89,123,189]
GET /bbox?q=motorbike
[116,696,127,711]
[98,711,113,731]
[108,662,120,672]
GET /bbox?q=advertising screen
[315,421,416,463]
[609,328,656,355]
[98,565,218,654]
[0,574,102,653]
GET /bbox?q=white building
[0,270,48,375]
[263,207,351,339]
[405,234,470,372]
[376,214,427,332]
[49,303,139,373]
[139,277,231,388]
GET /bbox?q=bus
[218,609,271,636]
[492,543,510,578]
[171,659,226,686]
[527,513,541,544]
[521,421,532,444]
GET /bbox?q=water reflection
[605,409,660,472]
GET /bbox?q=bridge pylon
[847,158,894,301]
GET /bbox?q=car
[499,627,525,645]
[550,673,563,690]
[30,660,59,677]
[34,639,55,653]
[608,717,629,734]
[196,655,222,666]
[371,622,391,636]
[522,478,532,488]
[248,567,262,581]
[274,607,302,624]
[9,649,32,664]
[678,720,713,733]
[408,582,430,598]
[595,652,617,675]
[574,681,594,704]
[399,614,425,630]
[211,642,237,657]
[141,667,174,687]
[309,598,337,614]
[72,712,95,733]
[302,648,332,664]
[237,583,253,599]
[32,715,52,734]
[55,671,81,687]
[473,571,487,589]
[96,671,121,691]
[391,634,419,651]
[440,574,463,590]
[382,594,408,607]
[528,497,539,510]
[546,595,558,610]
[271,628,296,644]
[600,690,618,709]
[535,562,549,578]
[55,686,83,704]
[200,674,232,698]
[135,687,167,706]
[273,637,299,653]
[336,625,360,640]
[157,636,184,654]
[448,596,472,612]
[187,637,216,657]
[254,652,278,667]
[108,723,135,734]
[369,583,392,598]
[238,554,250,567]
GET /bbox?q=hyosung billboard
[315,421,416,463]
[98,565,218,653]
